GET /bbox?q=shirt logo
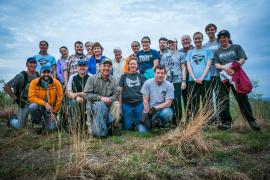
[192,54,205,64]
[126,77,140,87]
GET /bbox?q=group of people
[4,23,261,137]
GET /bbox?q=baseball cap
[101,58,112,65]
[77,59,87,66]
[168,38,177,42]
[40,65,52,73]
[217,30,230,39]
[26,57,37,63]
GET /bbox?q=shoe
[248,121,261,131]
[218,124,231,130]
[33,123,43,134]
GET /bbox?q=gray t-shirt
[160,50,186,83]
[214,44,247,65]
[203,39,220,77]
[141,78,174,107]
[7,72,38,98]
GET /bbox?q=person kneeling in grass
[141,64,174,129]
[28,65,63,132]
[119,57,146,131]
[66,60,90,130]
[84,58,121,137]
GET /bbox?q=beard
[42,75,51,81]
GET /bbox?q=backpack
[231,62,252,95]
[14,71,39,107]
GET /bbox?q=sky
[0,0,269,97]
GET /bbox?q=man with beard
[141,65,174,129]
[84,58,120,137]
[4,57,39,129]
[158,37,169,57]
[64,41,86,87]
[28,65,63,131]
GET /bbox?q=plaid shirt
[63,54,86,79]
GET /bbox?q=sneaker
[33,123,43,134]
[248,121,261,131]
[218,124,231,130]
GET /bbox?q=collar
[97,73,112,81]
[37,77,53,87]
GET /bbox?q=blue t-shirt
[136,49,160,74]
[33,54,56,73]
[186,48,213,81]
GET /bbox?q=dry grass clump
[153,102,214,159]
[204,168,250,180]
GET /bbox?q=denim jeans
[122,102,144,130]
[86,101,121,137]
[29,103,58,130]
[155,108,173,128]
[68,99,87,129]
[17,105,30,128]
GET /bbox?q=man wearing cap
[64,41,87,87]
[66,60,90,129]
[84,58,120,137]
[112,47,125,83]
[158,37,169,57]
[28,65,63,131]
[4,57,39,128]
[160,38,187,125]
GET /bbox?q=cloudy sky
[0,0,269,97]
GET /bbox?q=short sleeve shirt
[203,39,220,77]
[160,50,186,83]
[33,54,56,74]
[214,44,247,65]
[119,73,145,105]
[7,72,38,98]
[186,48,213,81]
[136,49,160,74]
[141,79,174,107]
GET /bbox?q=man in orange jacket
[28,65,63,131]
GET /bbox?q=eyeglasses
[142,41,150,43]
[131,45,139,47]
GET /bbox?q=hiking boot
[33,123,43,134]
[248,121,261,131]
[218,123,231,130]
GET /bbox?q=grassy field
[0,117,270,179]
[0,82,270,179]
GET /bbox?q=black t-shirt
[119,73,145,105]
